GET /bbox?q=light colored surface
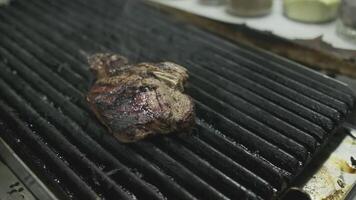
[302,134,356,200]
[149,0,356,50]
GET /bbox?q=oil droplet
[41,95,48,102]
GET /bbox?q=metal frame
[0,137,58,200]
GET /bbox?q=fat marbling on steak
[86,53,195,142]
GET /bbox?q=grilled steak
[87,53,195,142]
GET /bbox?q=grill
[0,0,354,199]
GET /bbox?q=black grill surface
[0,0,354,199]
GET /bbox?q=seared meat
[87,53,195,142]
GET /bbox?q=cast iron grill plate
[0,0,354,199]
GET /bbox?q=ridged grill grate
[0,0,354,199]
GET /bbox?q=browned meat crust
[87,53,195,142]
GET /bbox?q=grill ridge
[0,89,101,200]
[0,21,87,86]
[6,0,302,173]
[181,25,355,106]
[85,0,344,130]
[190,85,309,161]
[0,10,266,200]
[134,142,232,199]
[0,63,167,200]
[0,6,220,200]
[193,121,290,187]
[25,0,318,159]
[0,15,90,82]
[194,101,300,172]
[187,59,334,132]
[189,74,319,149]
[18,0,298,177]
[189,70,326,141]
[204,54,343,120]
[0,5,252,198]
[37,0,338,133]
[214,53,351,110]
[0,84,134,199]
[156,136,273,197]
[102,0,353,113]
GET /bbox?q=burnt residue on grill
[0,0,354,199]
